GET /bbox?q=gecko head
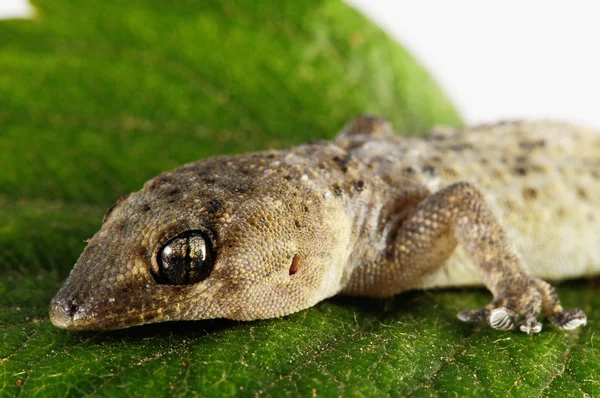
[50,156,352,330]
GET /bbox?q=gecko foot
[457,281,545,332]
[458,305,531,332]
[457,305,517,330]
[537,279,587,331]
[457,279,587,333]
[548,308,587,330]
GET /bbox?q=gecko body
[50,117,599,333]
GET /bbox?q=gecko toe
[519,319,542,334]
[488,307,517,330]
[549,308,587,330]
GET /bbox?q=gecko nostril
[66,301,79,318]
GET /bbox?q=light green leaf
[1,1,597,397]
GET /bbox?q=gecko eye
[156,231,214,285]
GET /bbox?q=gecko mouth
[48,280,154,330]
[49,295,166,331]
[49,276,224,330]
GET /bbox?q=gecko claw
[519,320,542,334]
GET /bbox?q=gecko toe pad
[488,307,516,330]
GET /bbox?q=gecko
[49,116,600,333]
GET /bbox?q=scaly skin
[50,116,599,333]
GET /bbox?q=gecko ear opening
[289,254,300,275]
[153,231,215,285]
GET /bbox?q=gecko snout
[49,296,79,329]
[50,293,98,330]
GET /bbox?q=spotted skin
[50,116,599,332]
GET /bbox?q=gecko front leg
[378,182,587,333]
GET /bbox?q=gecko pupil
[157,232,214,285]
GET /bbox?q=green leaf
[1,1,597,396]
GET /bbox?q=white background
[2,0,599,128]
[0,0,31,20]
[347,1,600,128]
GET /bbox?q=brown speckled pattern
[50,117,598,333]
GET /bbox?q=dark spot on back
[141,205,151,212]
[404,166,415,174]
[331,182,343,197]
[284,175,293,182]
[354,180,365,192]
[167,187,180,196]
[514,167,528,176]
[233,185,248,194]
[577,187,589,201]
[208,199,221,214]
[523,187,538,201]
[332,154,352,173]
